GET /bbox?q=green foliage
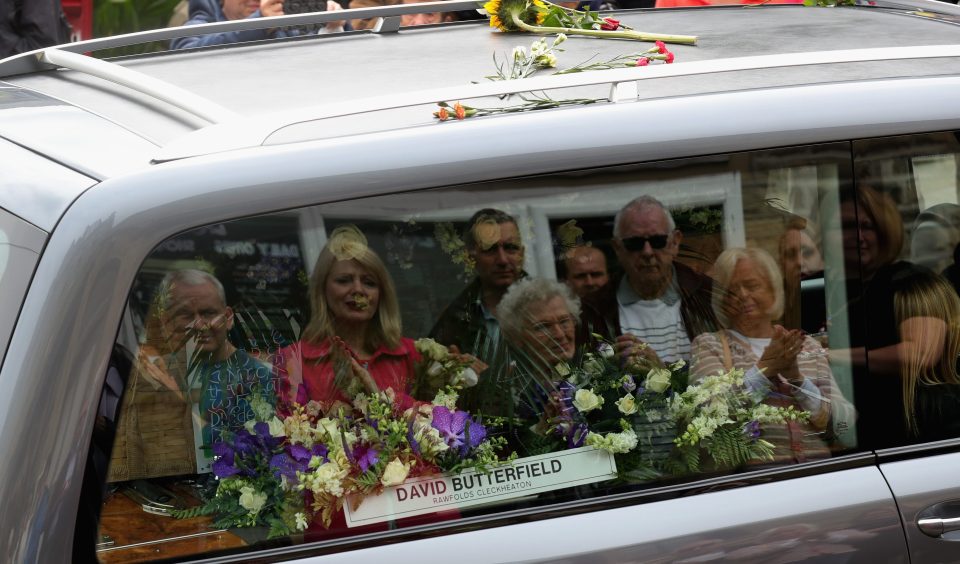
[672,206,724,234]
[169,503,215,519]
[93,0,184,57]
[705,426,754,468]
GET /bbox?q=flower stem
[511,12,697,45]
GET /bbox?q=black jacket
[0,0,70,59]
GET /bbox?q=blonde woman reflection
[894,269,960,441]
[275,225,418,415]
[691,247,853,464]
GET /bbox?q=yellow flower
[327,224,368,262]
[473,219,502,251]
[483,0,546,32]
[556,219,583,251]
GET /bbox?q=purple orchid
[431,406,487,456]
[352,443,380,473]
[212,441,240,478]
[743,420,761,441]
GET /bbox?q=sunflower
[483,0,546,32]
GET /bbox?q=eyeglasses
[620,235,669,251]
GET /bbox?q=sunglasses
[621,234,670,251]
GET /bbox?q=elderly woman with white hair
[690,247,853,465]
[458,277,583,453]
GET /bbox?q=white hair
[497,278,581,337]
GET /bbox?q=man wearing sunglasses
[582,196,717,367]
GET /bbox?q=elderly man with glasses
[581,195,718,367]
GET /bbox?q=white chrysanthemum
[432,389,459,410]
[585,428,638,454]
[295,512,308,531]
[416,338,449,361]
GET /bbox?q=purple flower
[431,406,487,456]
[407,421,422,456]
[352,443,380,473]
[269,452,303,480]
[743,420,761,441]
[567,422,589,448]
[312,444,329,461]
[622,375,637,393]
[212,442,240,478]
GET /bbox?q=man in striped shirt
[581,196,717,366]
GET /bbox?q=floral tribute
[434,35,678,123]
[481,0,697,45]
[527,336,688,478]
[668,368,810,473]
[172,387,506,536]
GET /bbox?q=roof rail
[153,43,960,163]
[0,1,480,78]
[38,49,237,124]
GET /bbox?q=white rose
[381,458,410,487]
[645,367,672,393]
[427,360,445,377]
[573,389,604,413]
[615,394,638,415]
[238,486,267,515]
[452,367,479,388]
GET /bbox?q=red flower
[454,102,466,120]
[665,52,675,64]
[636,57,650,66]
[600,17,620,31]
[655,40,667,54]
[435,107,449,121]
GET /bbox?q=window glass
[852,131,960,448]
[96,143,861,560]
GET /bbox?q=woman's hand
[448,345,489,375]
[758,325,805,385]
[331,336,378,395]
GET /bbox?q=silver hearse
[3,0,960,561]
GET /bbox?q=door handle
[917,516,960,537]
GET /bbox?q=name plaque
[344,446,617,527]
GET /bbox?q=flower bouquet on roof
[666,367,810,474]
[528,335,687,480]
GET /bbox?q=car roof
[1,0,960,226]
